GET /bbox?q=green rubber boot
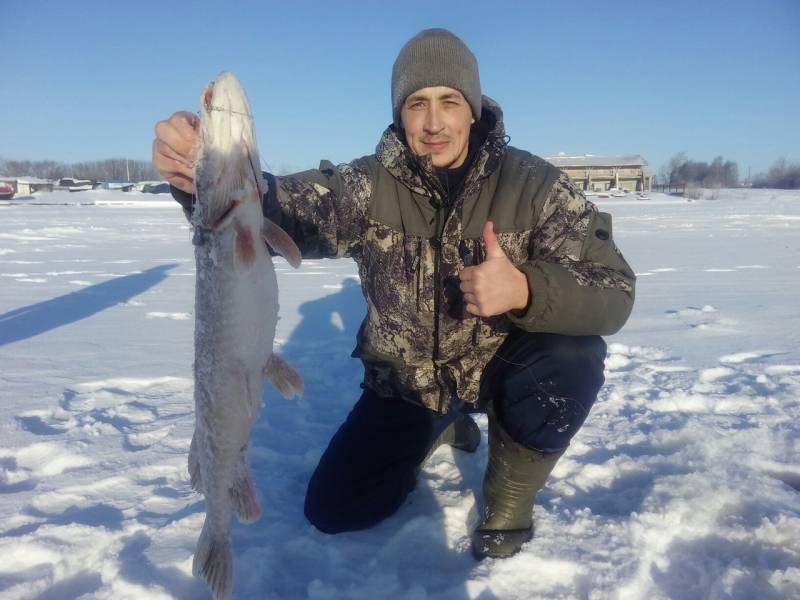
[471,408,565,560]
[422,414,481,466]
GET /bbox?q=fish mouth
[201,78,253,120]
[203,83,214,113]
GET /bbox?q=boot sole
[471,526,533,560]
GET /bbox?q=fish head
[195,71,265,229]
[199,72,254,151]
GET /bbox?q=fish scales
[189,71,302,600]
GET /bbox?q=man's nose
[423,106,443,133]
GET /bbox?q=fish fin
[230,453,261,524]
[263,353,304,399]
[193,521,233,600]
[245,143,267,198]
[261,219,302,269]
[188,432,202,492]
[212,198,241,231]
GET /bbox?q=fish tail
[193,519,233,600]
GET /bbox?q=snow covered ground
[1,188,798,599]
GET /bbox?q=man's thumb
[483,221,505,258]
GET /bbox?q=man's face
[400,86,475,169]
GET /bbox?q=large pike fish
[189,71,303,600]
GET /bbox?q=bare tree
[752,158,800,189]
[662,153,739,188]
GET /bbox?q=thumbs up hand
[458,221,531,317]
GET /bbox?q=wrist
[512,268,531,311]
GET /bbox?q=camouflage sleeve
[507,170,637,336]
[169,185,195,221]
[262,159,373,260]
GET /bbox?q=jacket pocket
[579,211,633,274]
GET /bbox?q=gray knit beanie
[391,28,482,128]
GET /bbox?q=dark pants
[304,332,607,534]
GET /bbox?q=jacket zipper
[431,197,445,413]
[471,238,482,345]
[419,158,456,413]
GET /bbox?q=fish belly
[193,230,277,498]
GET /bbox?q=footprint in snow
[689,320,739,332]
[690,351,797,399]
[15,413,69,436]
[0,442,94,494]
[719,350,785,364]
[606,343,675,368]
[15,377,192,453]
[604,344,685,389]
[698,367,737,383]
[664,305,717,317]
[664,305,738,333]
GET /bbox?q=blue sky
[2,0,798,177]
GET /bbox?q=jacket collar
[376,96,508,197]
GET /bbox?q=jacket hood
[376,95,508,196]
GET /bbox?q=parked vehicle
[141,182,170,194]
[96,180,135,192]
[0,182,14,200]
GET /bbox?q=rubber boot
[471,407,565,559]
[422,414,481,466]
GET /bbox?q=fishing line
[207,106,254,119]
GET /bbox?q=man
[153,28,635,559]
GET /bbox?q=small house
[0,177,54,194]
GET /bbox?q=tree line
[659,153,739,188]
[751,158,800,189]
[659,154,800,189]
[0,158,161,183]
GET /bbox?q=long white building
[545,154,652,192]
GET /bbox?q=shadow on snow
[239,277,492,599]
[0,264,177,346]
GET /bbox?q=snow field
[0,188,798,599]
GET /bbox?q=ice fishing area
[0,188,798,599]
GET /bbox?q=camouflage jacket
[261,97,635,414]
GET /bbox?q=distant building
[56,177,94,191]
[545,154,652,192]
[0,177,55,194]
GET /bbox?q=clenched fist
[459,221,531,317]
[152,111,200,194]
